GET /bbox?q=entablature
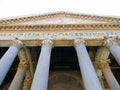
[0,12,120,47]
[0,24,120,47]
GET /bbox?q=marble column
[74,39,102,90]
[104,38,120,65]
[30,39,53,90]
[9,48,28,90]
[0,40,23,86]
[98,60,120,90]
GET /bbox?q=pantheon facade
[0,12,120,90]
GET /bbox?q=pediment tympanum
[0,12,120,25]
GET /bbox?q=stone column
[104,38,120,65]
[0,40,23,86]
[74,39,102,90]
[30,39,53,90]
[97,60,120,90]
[23,70,32,90]
[95,47,110,89]
[24,47,34,77]
[9,48,28,90]
[97,69,105,89]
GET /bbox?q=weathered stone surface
[48,72,84,90]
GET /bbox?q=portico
[0,12,120,90]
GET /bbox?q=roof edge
[0,11,120,25]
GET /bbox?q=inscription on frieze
[0,32,119,40]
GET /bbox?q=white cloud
[0,0,120,18]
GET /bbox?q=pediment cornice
[0,23,120,31]
[0,12,120,25]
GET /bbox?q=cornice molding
[0,24,120,31]
[0,12,120,25]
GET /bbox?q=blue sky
[0,0,120,18]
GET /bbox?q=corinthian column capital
[74,39,85,47]
[97,59,110,69]
[42,39,53,47]
[18,61,29,70]
[12,40,23,49]
[104,38,117,48]
[18,48,29,70]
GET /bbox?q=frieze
[0,31,119,40]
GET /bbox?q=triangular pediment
[0,12,120,25]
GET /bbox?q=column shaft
[9,69,25,90]
[105,38,120,65]
[31,40,53,90]
[23,70,32,90]
[108,45,120,65]
[9,48,28,90]
[103,68,120,90]
[95,47,120,90]
[74,39,102,90]
[0,40,22,86]
[95,47,110,89]
[25,48,34,77]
